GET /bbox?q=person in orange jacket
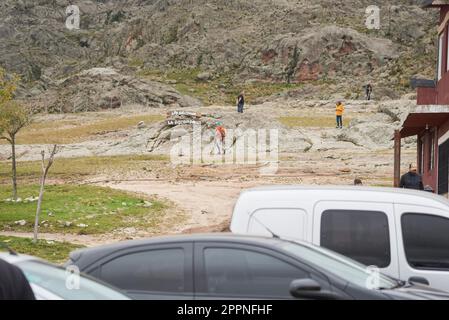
[336,101,345,129]
[214,122,226,155]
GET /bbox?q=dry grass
[0,154,169,184]
[139,68,304,105]
[6,114,165,145]
[279,116,352,128]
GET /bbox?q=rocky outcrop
[0,0,438,99]
[29,68,201,113]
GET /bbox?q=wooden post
[394,130,401,188]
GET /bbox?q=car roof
[0,252,42,265]
[69,233,285,266]
[240,185,449,207]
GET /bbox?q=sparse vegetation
[0,154,169,184]
[0,184,169,235]
[286,45,301,84]
[139,68,303,105]
[0,235,83,264]
[164,25,179,44]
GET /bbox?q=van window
[402,213,449,270]
[320,210,390,268]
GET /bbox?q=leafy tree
[0,67,19,105]
[0,68,31,200]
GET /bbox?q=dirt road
[105,180,261,233]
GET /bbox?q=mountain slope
[0,0,439,106]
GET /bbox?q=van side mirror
[408,276,430,286]
[289,279,341,300]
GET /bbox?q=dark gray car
[66,234,449,300]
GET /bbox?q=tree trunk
[33,145,58,244]
[11,135,17,200]
[33,176,46,244]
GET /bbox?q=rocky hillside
[29,67,201,112]
[0,0,439,108]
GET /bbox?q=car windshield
[278,241,400,290]
[18,261,129,300]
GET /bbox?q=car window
[18,261,129,300]
[100,248,186,293]
[402,213,449,270]
[321,210,390,268]
[279,241,399,290]
[202,248,309,298]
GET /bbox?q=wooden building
[396,0,449,196]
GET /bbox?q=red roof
[400,112,449,137]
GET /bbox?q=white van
[230,186,449,292]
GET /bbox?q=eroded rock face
[30,68,201,113]
[0,0,437,96]
[247,25,400,83]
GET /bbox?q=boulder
[196,72,213,82]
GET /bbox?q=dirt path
[105,180,259,233]
[0,180,254,246]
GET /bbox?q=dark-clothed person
[366,84,373,100]
[0,258,35,300]
[400,164,424,190]
[237,92,245,113]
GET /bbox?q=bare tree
[33,145,59,244]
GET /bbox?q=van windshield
[278,241,400,290]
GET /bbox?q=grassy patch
[279,116,353,128]
[0,184,169,235]
[138,68,303,105]
[0,236,84,264]
[7,114,165,145]
[0,154,169,183]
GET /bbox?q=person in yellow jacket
[336,101,345,129]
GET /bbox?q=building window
[438,32,444,81]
